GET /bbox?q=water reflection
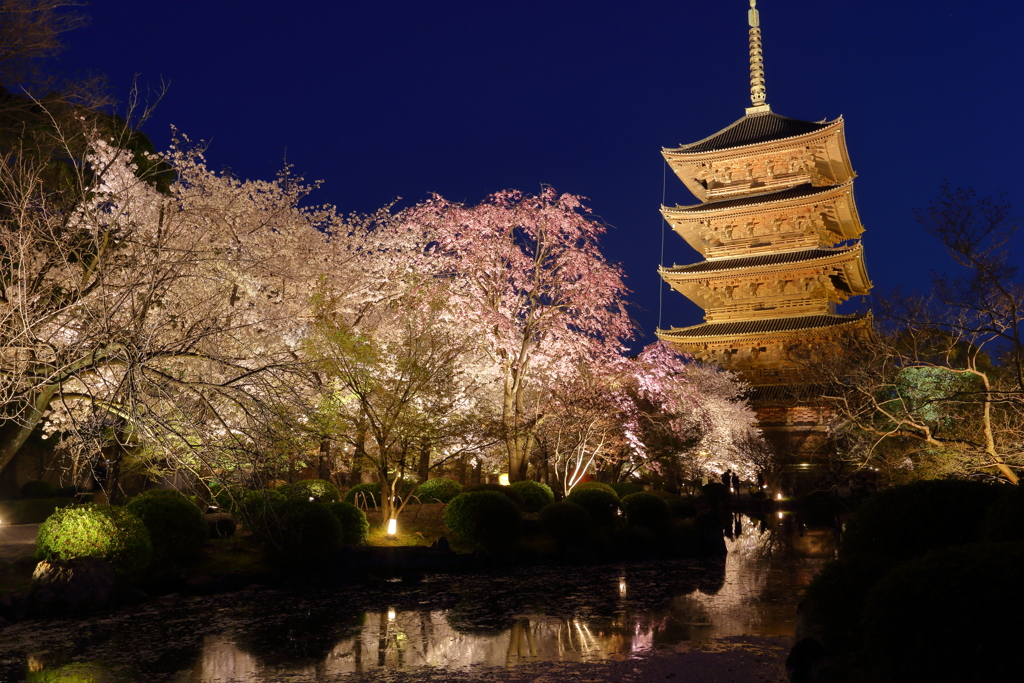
[5,514,831,682]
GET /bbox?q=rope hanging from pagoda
[748,0,768,108]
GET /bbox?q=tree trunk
[417,441,430,483]
[318,438,331,480]
[0,385,59,474]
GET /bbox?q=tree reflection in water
[5,515,830,681]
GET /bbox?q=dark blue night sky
[61,0,1023,352]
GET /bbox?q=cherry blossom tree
[0,114,345,496]
[403,188,633,481]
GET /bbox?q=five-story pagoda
[656,1,872,461]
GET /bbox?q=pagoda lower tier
[658,312,871,386]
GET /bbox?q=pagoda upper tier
[659,243,871,322]
[661,181,864,259]
[662,111,854,203]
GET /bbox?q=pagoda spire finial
[746,0,771,114]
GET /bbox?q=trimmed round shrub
[415,478,464,504]
[464,483,526,511]
[572,481,619,498]
[566,487,620,528]
[861,542,1024,682]
[800,554,899,654]
[840,479,1003,562]
[237,489,287,534]
[208,481,244,511]
[620,492,672,534]
[344,482,382,507]
[247,499,343,567]
[125,490,208,563]
[538,501,593,545]
[325,501,369,546]
[510,480,554,512]
[443,491,522,550]
[36,504,153,577]
[279,478,340,503]
[20,480,57,499]
[648,490,698,519]
[608,481,644,498]
[701,482,730,505]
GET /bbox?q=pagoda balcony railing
[704,171,829,200]
[704,299,833,321]
[704,233,822,259]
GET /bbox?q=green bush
[608,481,644,498]
[510,480,554,512]
[566,487,620,528]
[620,492,672,534]
[538,501,593,545]
[0,497,75,524]
[443,491,522,551]
[325,501,369,546]
[800,554,899,654]
[415,478,464,504]
[208,481,244,511]
[247,499,342,568]
[464,483,527,511]
[572,481,619,497]
[36,504,153,578]
[701,482,730,505]
[840,479,1003,562]
[279,478,340,503]
[236,489,286,534]
[662,496,698,520]
[125,490,208,564]
[19,480,57,499]
[345,482,382,507]
[861,542,1024,682]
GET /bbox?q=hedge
[36,504,153,578]
[325,501,370,546]
[443,491,522,550]
[620,492,672,534]
[125,490,208,563]
[840,479,1003,562]
[279,478,341,503]
[509,480,554,512]
[537,501,593,545]
[464,483,527,511]
[566,487,619,528]
[415,478,464,504]
[247,499,343,567]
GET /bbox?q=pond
[0,513,834,682]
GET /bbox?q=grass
[192,535,272,576]
[364,502,452,547]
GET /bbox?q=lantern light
[387,518,397,536]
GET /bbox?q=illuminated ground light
[498,473,510,486]
[776,493,783,500]
[387,518,397,536]
[388,608,396,620]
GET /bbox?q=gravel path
[0,524,38,563]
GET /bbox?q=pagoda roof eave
[663,112,843,158]
[661,181,854,217]
[656,313,870,343]
[659,244,864,278]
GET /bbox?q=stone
[31,557,116,616]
